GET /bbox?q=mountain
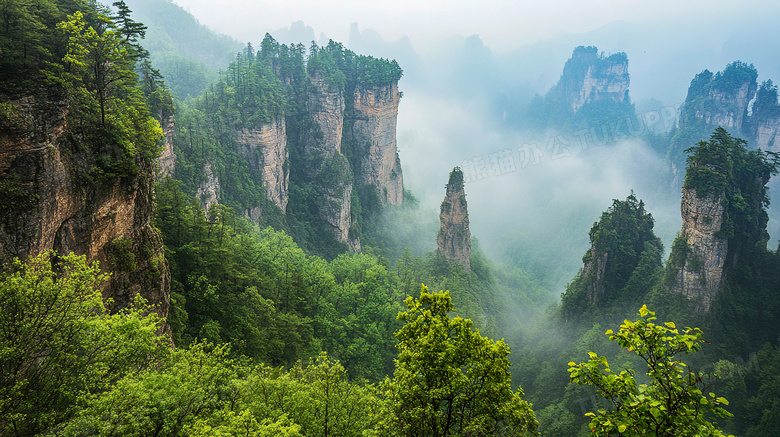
[524,46,635,132]
[163,37,404,256]
[123,0,243,99]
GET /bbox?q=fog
[169,0,780,295]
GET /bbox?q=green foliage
[568,306,733,436]
[107,236,137,271]
[63,345,382,436]
[241,352,382,436]
[62,342,305,436]
[684,128,778,260]
[310,40,403,89]
[0,252,169,435]
[667,62,759,179]
[0,101,32,132]
[561,192,663,315]
[42,4,166,181]
[380,285,539,436]
[155,179,403,379]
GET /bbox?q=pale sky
[170,0,765,53]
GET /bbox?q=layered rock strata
[548,46,630,114]
[303,71,357,248]
[157,115,177,177]
[668,188,728,314]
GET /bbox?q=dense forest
[2,0,780,436]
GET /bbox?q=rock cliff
[195,161,220,213]
[666,127,773,314]
[306,71,346,161]
[157,115,177,177]
[581,247,608,305]
[437,167,471,271]
[234,117,289,212]
[746,81,780,153]
[301,71,357,247]
[0,94,170,324]
[563,193,662,310]
[678,66,757,134]
[667,62,758,189]
[668,188,728,314]
[547,46,630,114]
[347,82,404,205]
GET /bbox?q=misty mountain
[123,0,243,98]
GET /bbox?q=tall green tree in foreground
[380,285,538,436]
[568,306,733,437]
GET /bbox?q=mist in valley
[156,0,780,300]
[134,0,780,299]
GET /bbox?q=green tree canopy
[0,252,169,435]
[380,285,538,436]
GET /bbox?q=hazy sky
[171,0,765,53]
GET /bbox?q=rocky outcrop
[306,71,346,161]
[195,162,220,213]
[668,188,728,314]
[0,94,170,325]
[234,117,289,212]
[751,117,780,152]
[301,71,358,248]
[437,167,471,271]
[547,46,630,114]
[679,67,757,133]
[348,82,404,205]
[581,248,608,305]
[747,81,780,153]
[157,115,177,177]
[666,62,758,191]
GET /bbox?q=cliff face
[668,63,759,189]
[306,72,346,161]
[747,82,780,153]
[0,94,170,323]
[234,117,289,212]
[581,248,608,305]
[300,71,357,248]
[751,116,780,152]
[669,188,728,314]
[437,168,471,271]
[348,82,404,205]
[157,115,177,177]
[195,162,220,213]
[679,69,756,133]
[549,46,630,113]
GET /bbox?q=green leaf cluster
[0,252,170,435]
[568,306,733,437]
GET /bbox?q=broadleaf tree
[380,285,538,436]
[567,305,733,436]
